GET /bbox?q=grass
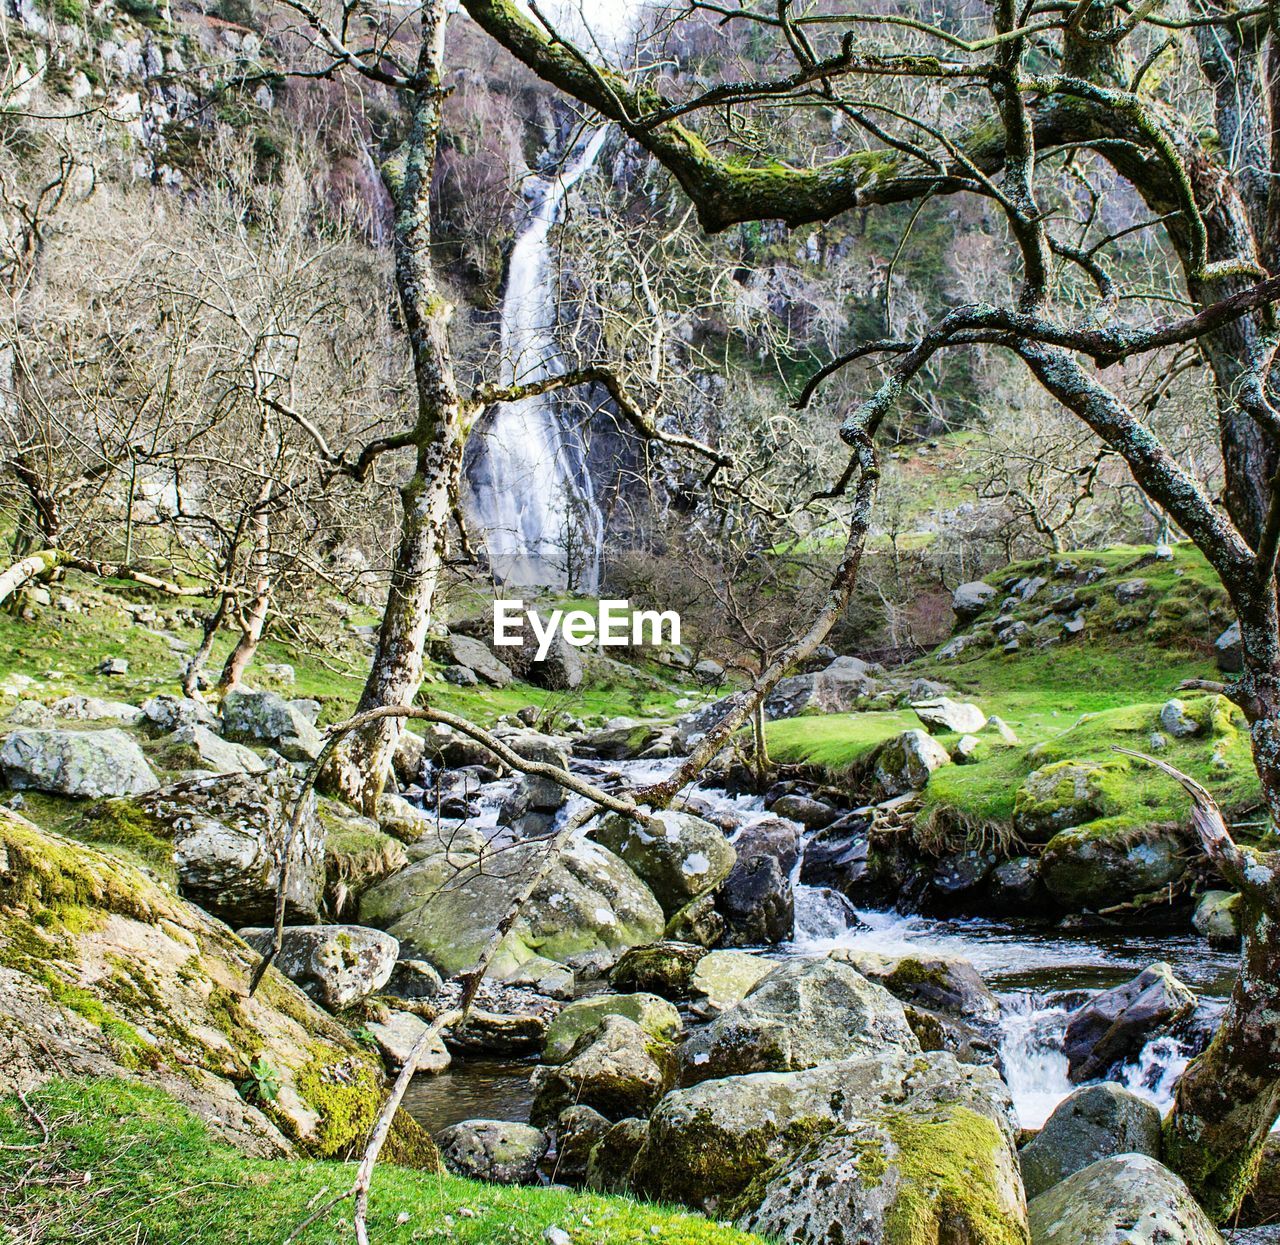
[766,710,917,779]
[0,1078,764,1245]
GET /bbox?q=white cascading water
[465,0,646,592]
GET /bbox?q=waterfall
[465,0,647,592]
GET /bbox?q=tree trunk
[320,0,462,815]
[219,484,272,692]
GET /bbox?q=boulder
[590,810,734,918]
[220,689,323,762]
[1063,962,1196,1081]
[0,728,158,798]
[496,617,584,690]
[1026,1154,1224,1245]
[375,792,438,844]
[986,856,1043,912]
[680,958,919,1083]
[383,958,442,1000]
[0,809,434,1164]
[237,925,398,1011]
[693,658,725,685]
[873,729,951,796]
[764,658,877,719]
[952,580,997,622]
[434,633,513,688]
[365,1010,450,1073]
[1159,698,1201,739]
[1114,578,1150,604]
[320,803,407,916]
[630,1049,1021,1235]
[716,817,800,946]
[1041,820,1188,910]
[442,664,479,686]
[673,696,736,751]
[436,1119,547,1184]
[911,697,988,735]
[136,769,326,927]
[1019,1083,1162,1199]
[160,724,268,775]
[552,1104,611,1184]
[585,1117,650,1193]
[574,718,662,761]
[1013,761,1112,843]
[1192,889,1242,947]
[1216,621,1242,673]
[664,891,726,947]
[767,793,837,828]
[392,729,426,787]
[359,834,664,980]
[47,694,143,723]
[830,949,1000,1021]
[689,949,772,1014]
[543,993,682,1064]
[608,941,709,998]
[530,1015,677,1126]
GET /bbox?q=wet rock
[1063,962,1196,1081]
[911,696,988,735]
[766,793,837,828]
[384,959,443,1000]
[952,580,997,622]
[221,689,323,762]
[680,958,918,1084]
[873,729,951,796]
[575,717,662,761]
[359,833,663,980]
[436,1120,547,1184]
[716,816,800,946]
[543,993,682,1063]
[530,1015,677,1126]
[1019,1083,1162,1199]
[689,949,772,1015]
[238,924,399,1010]
[1192,889,1242,948]
[928,847,998,906]
[0,727,158,798]
[1041,820,1188,911]
[131,770,326,926]
[1013,760,1112,843]
[366,1010,450,1073]
[608,941,708,998]
[589,810,734,918]
[553,1104,611,1184]
[1027,1153,1224,1245]
[986,856,1044,912]
[798,814,871,891]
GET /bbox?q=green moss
[0,1078,763,1244]
[882,1107,1028,1245]
[291,1048,383,1158]
[67,796,175,882]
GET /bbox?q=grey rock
[48,695,142,723]
[552,1105,611,1184]
[1020,1083,1162,1198]
[437,1119,547,1184]
[873,729,951,796]
[608,941,709,998]
[366,1010,450,1072]
[1193,889,1242,948]
[952,580,997,621]
[99,656,129,676]
[693,658,725,685]
[436,633,513,688]
[1216,621,1242,673]
[764,659,877,719]
[830,948,1000,1021]
[1114,579,1150,603]
[767,793,837,828]
[0,728,158,798]
[238,924,398,1010]
[1027,1154,1224,1245]
[717,817,800,946]
[384,958,443,1000]
[221,689,323,762]
[543,993,682,1063]
[688,949,772,1014]
[443,664,479,686]
[495,615,584,690]
[911,696,987,735]
[1159,698,1201,738]
[165,724,267,775]
[140,694,219,733]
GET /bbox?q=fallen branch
[0,548,228,607]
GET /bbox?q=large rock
[359,833,664,979]
[543,993,682,1064]
[830,948,1000,1021]
[365,1010,450,1072]
[912,697,988,735]
[1215,621,1242,673]
[530,1015,677,1126]
[680,958,919,1083]
[716,817,800,946]
[764,658,877,719]
[608,941,709,998]
[0,728,158,798]
[433,633,513,688]
[238,924,399,1011]
[160,724,268,775]
[590,810,734,918]
[436,1119,547,1184]
[0,809,435,1165]
[1019,1083,1162,1199]
[1041,820,1188,910]
[630,1049,1022,1239]
[134,770,326,927]
[47,694,143,723]
[1063,962,1196,1081]
[1013,761,1112,843]
[220,689,323,762]
[952,580,997,622]
[1027,1154,1224,1244]
[574,717,663,762]
[140,694,219,734]
[689,949,773,1014]
[874,729,951,796]
[1193,889,1242,947]
[495,615,584,690]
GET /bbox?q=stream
[403,752,1241,1135]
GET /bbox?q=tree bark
[319,0,462,815]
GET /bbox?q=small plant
[240,1056,281,1104]
[351,1027,380,1053]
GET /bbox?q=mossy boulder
[874,730,951,796]
[1192,889,1242,947]
[590,810,735,918]
[358,834,664,980]
[0,808,431,1165]
[830,949,1001,1021]
[586,1116,652,1194]
[1040,819,1188,911]
[1013,760,1115,843]
[680,958,919,1084]
[608,940,709,998]
[543,993,682,1064]
[320,801,406,916]
[530,1015,677,1126]
[0,727,159,798]
[435,1119,547,1184]
[1026,1154,1223,1244]
[1019,1083,1161,1199]
[220,689,323,762]
[237,924,399,1011]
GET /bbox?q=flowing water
[405,751,1242,1134]
[464,0,647,591]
